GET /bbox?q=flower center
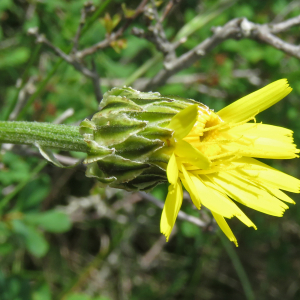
[184,106,224,159]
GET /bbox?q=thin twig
[140,228,177,269]
[160,0,181,22]
[138,18,242,90]
[99,71,260,89]
[137,15,300,91]
[132,0,183,61]
[28,24,103,103]
[197,84,227,99]
[53,108,74,124]
[28,29,97,78]
[72,1,96,53]
[270,15,300,33]
[9,76,37,121]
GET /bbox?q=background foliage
[1,0,300,299]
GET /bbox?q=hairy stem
[0,121,88,153]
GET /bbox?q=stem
[218,231,255,300]
[0,121,88,153]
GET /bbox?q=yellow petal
[167,104,198,139]
[180,165,201,209]
[232,157,300,193]
[175,139,211,170]
[211,211,238,247]
[217,79,292,123]
[220,123,299,159]
[160,180,183,241]
[263,186,295,204]
[200,175,257,229]
[228,123,294,138]
[167,152,178,185]
[208,172,288,216]
[190,174,237,218]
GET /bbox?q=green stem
[0,121,88,153]
[218,231,255,300]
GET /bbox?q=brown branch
[132,0,183,62]
[137,18,242,91]
[28,25,102,103]
[270,15,300,33]
[137,15,300,91]
[72,1,96,53]
[27,29,96,77]
[160,0,181,23]
[240,18,300,58]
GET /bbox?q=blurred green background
[1,0,300,299]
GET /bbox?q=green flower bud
[79,87,197,191]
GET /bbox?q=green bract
[79,87,197,191]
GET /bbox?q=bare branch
[147,0,176,60]
[160,0,181,22]
[9,76,37,120]
[140,229,177,269]
[28,29,96,78]
[28,24,103,103]
[271,0,300,24]
[100,71,260,89]
[242,18,300,58]
[138,18,242,90]
[138,16,300,91]
[232,69,262,86]
[72,1,96,53]
[53,108,74,124]
[198,84,227,99]
[132,0,184,62]
[270,15,300,33]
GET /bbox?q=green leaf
[24,226,49,257]
[24,210,72,233]
[0,0,12,11]
[12,220,49,257]
[32,284,52,300]
[0,243,13,255]
[0,47,30,69]
[181,221,199,238]
[65,293,92,300]
[15,176,50,210]
[0,152,31,185]
[0,272,32,300]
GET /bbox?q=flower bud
[79,87,197,191]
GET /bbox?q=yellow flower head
[161,79,300,246]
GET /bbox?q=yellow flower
[160,79,300,246]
